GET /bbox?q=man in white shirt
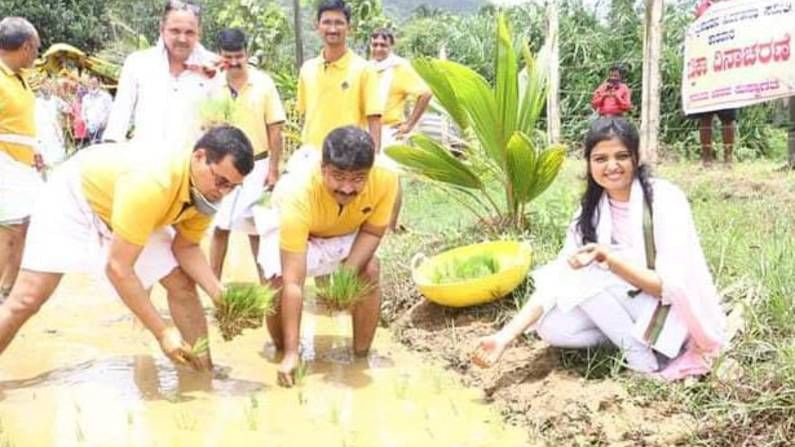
[35,79,68,165]
[104,0,218,151]
[80,75,113,144]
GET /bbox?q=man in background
[591,65,632,118]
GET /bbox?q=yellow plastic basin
[411,240,533,307]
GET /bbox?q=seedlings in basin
[430,253,501,284]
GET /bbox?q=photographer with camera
[591,66,632,118]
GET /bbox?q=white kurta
[104,40,218,152]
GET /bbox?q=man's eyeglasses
[207,162,238,190]
[164,0,202,16]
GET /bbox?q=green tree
[0,0,111,53]
[386,13,565,230]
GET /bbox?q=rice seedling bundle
[199,96,238,129]
[430,253,501,284]
[215,282,277,341]
[315,267,374,313]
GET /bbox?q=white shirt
[35,95,68,164]
[104,40,218,153]
[81,89,113,131]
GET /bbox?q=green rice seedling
[430,253,501,284]
[315,267,374,313]
[199,96,238,129]
[244,394,259,431]
[215,283,277,341]
[174,411,197,431]
[190,336,209,356]
[293,361,310,387]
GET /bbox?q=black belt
[254,151,269,161]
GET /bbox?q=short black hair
[163,0,202,22]
[322,126,375,171]
[317,0,351,23]
[609,65,623,76]
[216,28,247,52]
[0,17,37,51]
[194,125,254,175]
[370,28,394,45]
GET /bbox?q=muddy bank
[388,299,697,446]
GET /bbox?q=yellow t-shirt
[380,59,430,126]
[297,49,382,149]
[275,166,399,253]
[213,68,286,156]
[80,145,211,246]
[0,61,36,165]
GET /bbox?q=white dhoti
[0,149,44,224]
[252,207,356,279]
[213,158,269,235]
[22,155,179,290]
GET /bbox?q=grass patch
[216,283,277,341]
[315,267,374,313]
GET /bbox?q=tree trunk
[293,0,304,70]
[789,96,795,169]
[546,0,561,145]
[640,0,664,164]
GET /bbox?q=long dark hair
[577,117,654,245]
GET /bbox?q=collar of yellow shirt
[320,48,354,71]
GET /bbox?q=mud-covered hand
[471,334,510,368]
[158,327,199,369]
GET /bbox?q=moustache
[334,190,355,197]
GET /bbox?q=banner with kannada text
[682,0,794,114]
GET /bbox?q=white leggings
[536,289,660,372]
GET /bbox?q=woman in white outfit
[472,117,725,380]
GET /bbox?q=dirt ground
[390,299,697,446]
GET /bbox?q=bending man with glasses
[0,127,254,370]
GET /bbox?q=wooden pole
[789,97,795,169]
[640,0,664,163]
[546,0,561,145]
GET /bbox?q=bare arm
[368,115,382,153]
[400,93,433,133]
[171,232,224,304]
[265,122,284,189]
[279,250,308,355]
[343,223,385,273]
[570,243,662,297]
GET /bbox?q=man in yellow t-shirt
[254,126,398,387]
[0,17,42,302]
[0,127,254,370]
[208,28,286,282]
[369,28,432,231]
[288,0,382,173]
[369,28,432,151]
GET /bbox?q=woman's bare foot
[471,334,510,368]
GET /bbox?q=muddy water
[0,235,527,446]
